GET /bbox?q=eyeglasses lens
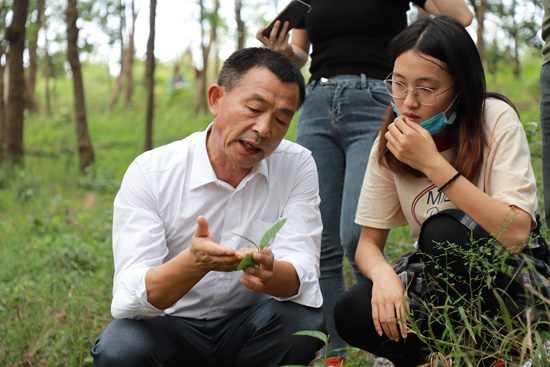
[385,80,436,106]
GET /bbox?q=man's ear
[208,84,224,117]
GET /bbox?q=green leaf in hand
[259,218,287,250]
[237,253,257,270]
[232,233,258,249]
[233,218,287,270]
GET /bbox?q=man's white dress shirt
[111,127,323,320]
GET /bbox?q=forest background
[0,0,546,366]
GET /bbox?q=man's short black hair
[217,47,306,109]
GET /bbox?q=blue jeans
[295,74,392,354]
[541,62,550,228]
[91,299,324,367]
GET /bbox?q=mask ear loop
[443,91,461,116]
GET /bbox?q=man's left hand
[238,247,275,292]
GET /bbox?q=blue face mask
[391,94,459,135]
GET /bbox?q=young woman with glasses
[255,3,473,364]
[333,15,550,367]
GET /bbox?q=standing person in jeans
[257,1,472,364]
[90,47,325,367]
[541,0,550,228]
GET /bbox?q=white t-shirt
[356,98,538,243]
[111,127,323,320]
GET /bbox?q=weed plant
[282,331,374,367]
[407,231,550,367]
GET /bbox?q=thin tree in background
[66,0,95,175]
[0,52,5,159]
[194,0,220,115]
[144,0,156,152]
[20,0,44,114]
[235,0,245,49]
[0,0,9,159]
[43,14,52,116]
[109,0,138,110]
[125,0,137,108]
[469,0,487,59]
[4,0,29,164]
[28,0,46,95]
[119,0,126,64]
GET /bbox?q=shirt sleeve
[110,157,167,319]
[355,137,408,229]
[483,101,538,222]
[270,151,323,308]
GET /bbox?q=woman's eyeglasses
[384,74,454,106]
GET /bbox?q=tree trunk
[25,77,42,112]
[509,0,521,79]
[110,0,137,110]
[509,36,521,79]
[110,0,127,110]
[469,0,486,59]
[194,0,220,115]
[125,0,137,109]
[4,0,29,164]
[235,0,245,50]
[28,0,45,95]
[0,0,7,160]
[66,0,95,175]
[144,0,157,152]
[109,47,128,109]
[44,15,52,116]
[194,0,207,114]
[23,0,45,113]
[119,0,126,63]
[0,56,5,159]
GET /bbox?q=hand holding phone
[261,0,311,39]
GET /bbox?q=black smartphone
[262,0,311,38]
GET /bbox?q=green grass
[0,53,545,366]
[1,62,213,366]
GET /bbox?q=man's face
[207,67,300,172]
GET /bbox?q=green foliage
[484,54,545,221]
[407,233,550,366]
[0,60,212,366]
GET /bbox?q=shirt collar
[189,124,270,190]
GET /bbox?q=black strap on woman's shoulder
[526,214,550,263]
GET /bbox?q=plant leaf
[292,330,329,345]
[457,306,476,343]
[237,253,258,270]
[259,218,287,250]
[231,233,258,250]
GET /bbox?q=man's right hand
[145,216,239,309]
[189,216,240,272]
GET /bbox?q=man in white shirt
[91,47,325,367]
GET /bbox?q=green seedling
[282,331,358,367]
[233,218,287,270]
